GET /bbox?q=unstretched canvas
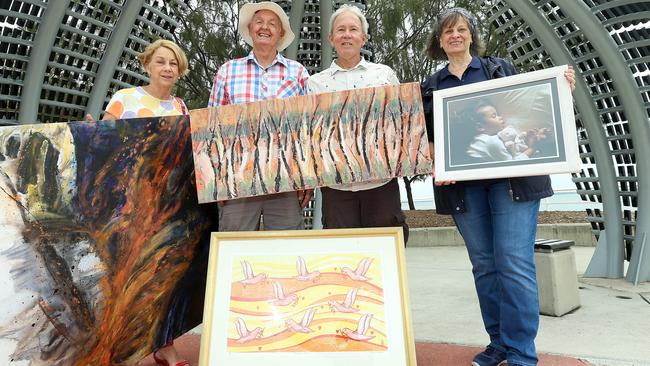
[190,82,433,203]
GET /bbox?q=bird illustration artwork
[339,313,375,341]
[269,281,298,306]
[234,317,264,343]
[295,256,321,281]
[285,307,317,333]
[342,257,373,281]
[239,260,267,285]
[328,288,360,313]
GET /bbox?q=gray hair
[424,7,485,60]
[329,4,369,37]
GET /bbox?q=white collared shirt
[306,58,400,191]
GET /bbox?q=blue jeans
[452,182,540,366]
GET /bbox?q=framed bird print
[199,227,416,366]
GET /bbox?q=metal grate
[0,0,188,125]
[488,0,650,258]
[0,0,45,125]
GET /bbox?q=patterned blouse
[105,87,187,119]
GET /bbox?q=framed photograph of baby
[432,65,580,182]
[199,227,416,366]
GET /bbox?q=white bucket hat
[238,1,295,52]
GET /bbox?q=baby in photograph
[465,100,549,162]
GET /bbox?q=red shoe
[152,341,190,366]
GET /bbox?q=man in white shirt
[306,4,408,241]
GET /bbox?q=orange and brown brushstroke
[0,117,216,365]
[190,82,433,203]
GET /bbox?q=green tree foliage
[168,0,513,210]
[366,0,509,83]
[170,0,510,108]
[366,0,510,209]
[171,0,250,109]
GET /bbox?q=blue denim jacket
[421,56,554,214]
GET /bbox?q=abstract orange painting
[0,117,217,365]
[190,82,432,203]
[199,228,416,366]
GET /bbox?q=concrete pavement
[139,244,650,365]
[138,337,590,365]
[407,246,650,366]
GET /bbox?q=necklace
[448,57,473,77]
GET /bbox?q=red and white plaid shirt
[208,51,309,107]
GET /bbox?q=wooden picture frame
[433,65,580,181]
[199,227,416,366]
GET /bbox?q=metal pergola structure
[275,0,371,73]
[1,0,188,124]
[0,0,648,283]
[486,0,649,283]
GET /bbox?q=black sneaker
[471,346,507,366]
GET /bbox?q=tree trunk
[403,176,415,210]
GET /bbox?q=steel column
[320,0,334,70]
[558,1,650,283]
[18,1,70,124]
[84,0,146,120]
[501,0,624,278]
[285,0,306,60]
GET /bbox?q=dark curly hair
[424,7,485,60]
[459,99,497,131]
[449,99,497,161]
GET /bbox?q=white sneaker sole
[471,361,507,366]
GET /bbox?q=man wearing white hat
[208,1,311,231]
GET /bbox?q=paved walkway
[405,247,650,366]
[137,246,650,366]
[136,335,590,365]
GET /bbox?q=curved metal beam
[501,0,624,278]
[84,0,146,120]
[558,1,650,283]
[18,1,70,124]
[285,0,306,60]
[320,0,334,71]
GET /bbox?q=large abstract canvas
[190,82,433,203]
[0,117,216,365]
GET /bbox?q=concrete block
[536,224,597,247]
[535,248,581,316]
[407,227,463,247]
[407,224,595,248]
